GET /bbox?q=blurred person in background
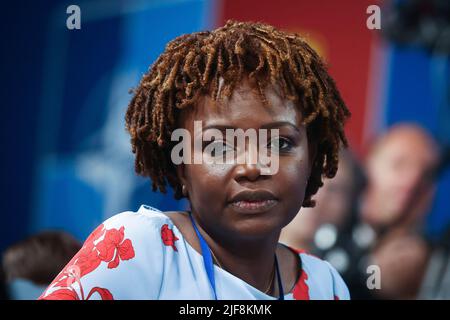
[279,202,318,252]
[280,148,367,293]
[280,149,364,250]
[358,123,440,299]
[2,231,81,300]
[0,267,7,300]
[419,222,450,299]
[417,147,450,299]
[281,123,442,299]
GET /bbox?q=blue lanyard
[188,212,284,300]
[188,212,218,300]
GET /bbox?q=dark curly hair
[125,20,350,207]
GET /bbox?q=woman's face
[177,79,314,241]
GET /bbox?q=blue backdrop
[0,0,216,251]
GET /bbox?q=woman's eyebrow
[260,121,301,132]
[202,121,301,132]
[202,124,235,132]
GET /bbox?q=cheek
[284,160,310,188]
[184,163,233,201]
[277,154,311,205]
[289,142,311,184]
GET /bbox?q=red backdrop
[218,0,381,157]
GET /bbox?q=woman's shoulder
[101,205,179,237]
[39,205,180,300]
[106,204,169,224]
[103,206,196,253]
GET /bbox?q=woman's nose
[234,162,263,182]
[233,142,263,182]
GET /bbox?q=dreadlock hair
[125,20,351,207]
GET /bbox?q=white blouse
[39,205,350,300]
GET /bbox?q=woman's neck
[192,214,282,296]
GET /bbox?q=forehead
[180,80,303,129]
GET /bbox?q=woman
[39,20,351,300]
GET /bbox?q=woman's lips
[228,189,279,213]
[229,199,278,213]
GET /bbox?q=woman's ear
[176,164,188,197]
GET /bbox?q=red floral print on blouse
[161,224,179,252]
[285,246,311,300]
[293,270,310,300]
[288,246,341,300]
[97,226,135,269]
[39,224,135,300]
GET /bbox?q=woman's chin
[224,207,285,239]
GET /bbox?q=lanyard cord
[188,212,218,300]
[275,254,284,300]
[188,212,284,300]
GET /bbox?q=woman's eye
[268,137,293,152]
